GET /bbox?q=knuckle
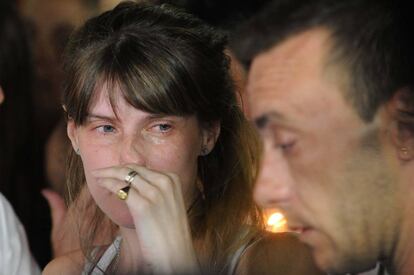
[131,197,151,213]
[166,173,181,193]
[146,188,160,201]
[168,172,179,183]
[121,167,131,176]
[157,175,171,190]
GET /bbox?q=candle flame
[265,210,287,232]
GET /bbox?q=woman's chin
[100,204,135,229]
[110,213,135,229]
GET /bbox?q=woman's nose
[119,135,146,166]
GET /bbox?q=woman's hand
[92,165,200,275]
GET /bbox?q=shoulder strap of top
[82,236,122,275]
[227,234,262,275]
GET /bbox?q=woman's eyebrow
[85,113,116,121]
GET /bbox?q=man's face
[248,28,398,273]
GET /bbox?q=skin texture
[247,28,412,274]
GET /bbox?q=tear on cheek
[144,135,167,145]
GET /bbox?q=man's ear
[0,86,4,105]
[387,87,414,160]
[67,120,80,154]
[200,121,221,156]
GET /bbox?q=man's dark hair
[233,0,414,122]
[155,0,270,33]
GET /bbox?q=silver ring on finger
[124,170,138,186]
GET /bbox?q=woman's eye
[156,123,172,132]
[147,123,173,134]
[97,125,115,133]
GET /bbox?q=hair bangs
[100,32,200,118]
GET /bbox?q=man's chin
[311,245,347,274]
[313,250,377,275]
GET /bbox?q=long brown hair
[63,1,263,273]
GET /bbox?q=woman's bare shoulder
[42,250,85,275]
[236,231,325,275]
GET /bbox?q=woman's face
[68,84,214,227]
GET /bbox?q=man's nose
[254,144,293,208]
[119,135,146,166]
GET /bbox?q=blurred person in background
[19,0,98,196]
[0,1,42,273]
[18,0,123,261]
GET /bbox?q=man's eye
[97,125,115,133]
[277,141,295,151]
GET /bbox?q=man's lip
[289,226,312,233]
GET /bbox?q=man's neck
[389,197,414,275]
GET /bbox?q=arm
[235,232,325,275]
[0,193,41,275]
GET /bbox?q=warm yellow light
[267,212,284,226]
[265,210,288,233]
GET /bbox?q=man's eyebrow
[254,111,285,129]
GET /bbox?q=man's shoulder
[235,231,325,275]
[256,231,312,253]
[352,262,387,275]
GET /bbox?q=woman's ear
[0,86,4,105]
[387,88,414,161]
[200,121,221,156]
[67,120,80,155]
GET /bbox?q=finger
[96,173,157,205]
[93,165,182,204]
[125,166,187,218]
[125,165,180,194]
[93,165,179,192]
[126,172,163,204]
[96,177,130,194]
[91,165,132,182]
